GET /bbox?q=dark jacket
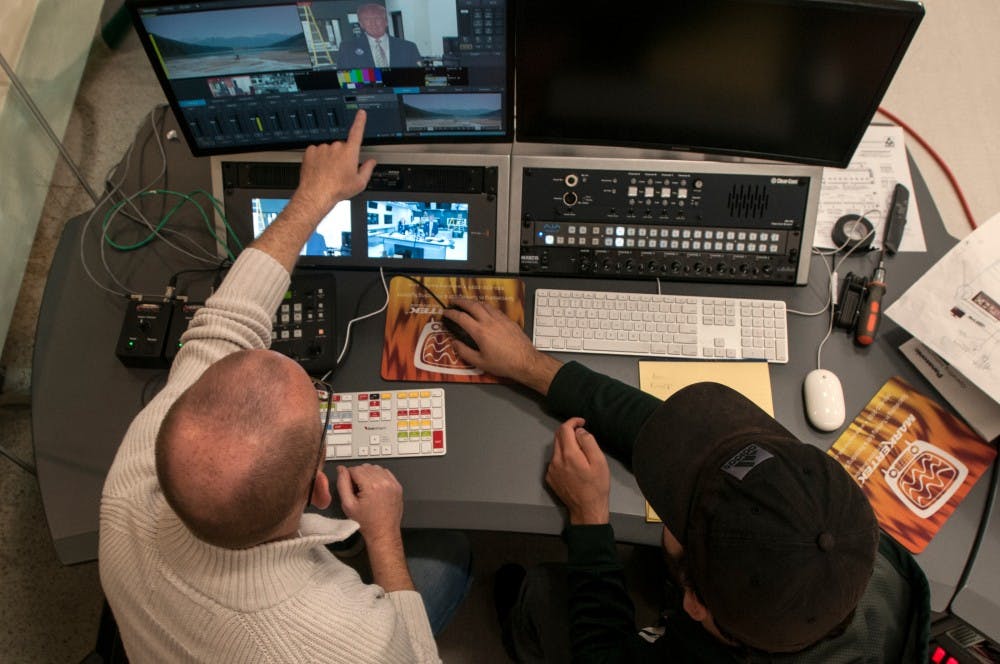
[545,361,931,663]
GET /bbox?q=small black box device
[164,300,204,362]
[116,298,173,368]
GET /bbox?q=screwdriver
[855,256,886,346]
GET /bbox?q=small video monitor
[221,156,503,274]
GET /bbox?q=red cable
[877,106,978,230]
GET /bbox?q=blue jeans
[404,529,473,635]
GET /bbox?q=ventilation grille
[243,163,300,189]
[727,184,770,219]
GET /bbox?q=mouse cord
[396,273,449,309]
[334,267,390,369]
[797,218,878,370]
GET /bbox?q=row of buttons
[562,226,781,241]
[545,235,780,253]
[626,185,689,199]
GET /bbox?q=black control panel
[271,271,338,374]
[516,165,815,284]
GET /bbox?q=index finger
[345,109,368,151]
[574,428,606,464]
[554,417,586,458]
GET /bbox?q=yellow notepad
[638,361,773,522]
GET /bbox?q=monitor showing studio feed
[515,0,924,168]
[128,0,512,155]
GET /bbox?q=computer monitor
[127,0,512,156]
[514,0,924,168]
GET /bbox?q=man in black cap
[443,298,930,662]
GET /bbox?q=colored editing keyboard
[532,288,789,363]
[320,389,446,460]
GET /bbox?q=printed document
[886,213,1000,402]
[815,124,925,251]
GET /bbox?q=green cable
[101,189,242,260]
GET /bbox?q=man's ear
[683,588,711,622]
[311,470,332,510]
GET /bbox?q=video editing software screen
[129,0,511,155]
[515,0,923,168]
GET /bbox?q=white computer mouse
[803,369,846,432]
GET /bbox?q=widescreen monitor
[515,0,924,168]
[127,0,512,155]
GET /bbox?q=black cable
[168,259,231,290]
[396,273,448,309]
[950,440,1000,605]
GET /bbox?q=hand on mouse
[443,297,563,395]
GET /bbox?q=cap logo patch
[721,443,774,480]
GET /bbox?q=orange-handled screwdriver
[855,259,886,346]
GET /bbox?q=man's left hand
[545,418,611,525]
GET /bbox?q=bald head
[156,350,322,548]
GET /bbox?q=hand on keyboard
[444,297,563,394]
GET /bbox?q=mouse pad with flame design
[827,376,995,553]
[381,276,525,383]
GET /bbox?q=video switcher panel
[511,156,822,285]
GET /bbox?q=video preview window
[252,198,352,256]
[366,201,469,261]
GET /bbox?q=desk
[32,113,988,615]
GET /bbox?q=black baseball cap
[632,382,879,653]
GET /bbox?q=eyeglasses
[310,380,333,510]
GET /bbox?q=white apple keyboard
[532,288,788,363]
[321,388,446,460]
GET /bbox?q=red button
[359,393,369,400]
[371,411,380,418]
[333,423,352,431]
[433,430,444,449]
[420,408,431,416]
[371,400,380,407]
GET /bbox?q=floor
[2,1,999,661]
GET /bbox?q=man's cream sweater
[99,249,439,662]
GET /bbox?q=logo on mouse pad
[413,321,481,376]
[884,441,967,519]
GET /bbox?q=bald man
[99,111,461,662]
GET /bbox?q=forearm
[249,196,328,274]
[546,362,661,466]
[366,533,416,593]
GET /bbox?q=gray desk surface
[33,113,989,614]
[950,469,1000,640]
